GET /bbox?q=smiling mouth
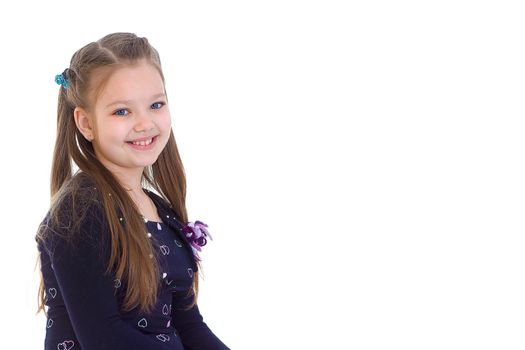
[126,136,158,148]
[130,138,153,146]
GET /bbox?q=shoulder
[53,173,105,227]
[37,173,107,253]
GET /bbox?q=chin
[140,157,161,167]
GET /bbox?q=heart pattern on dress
[57,340,75,350]
[162,304,169,315]
[47,318,53,328]
[156,334,170,342]
[48,288,57,298]
[138,318,148,328]
[160,245,170,255]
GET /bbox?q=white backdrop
[1,0,524,349]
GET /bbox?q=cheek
[161,113,172,134]
[159,118,172,148]
[164,112,172,127]
[97,125,125,147]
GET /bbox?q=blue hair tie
[55,69,69,89]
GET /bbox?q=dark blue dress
[37,188,230,350]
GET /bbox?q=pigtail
[50,84,74,198]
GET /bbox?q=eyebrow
[105,93,166,109]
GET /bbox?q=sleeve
[171,292,231,350]
[41,201,177,350]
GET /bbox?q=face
[83,60,171,181]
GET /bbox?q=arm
[171,292,230,350]
[42,202,178,350]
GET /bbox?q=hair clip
[55,69,69,89]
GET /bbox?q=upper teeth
[132,138,153,146]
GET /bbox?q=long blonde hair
[36,32,198,315]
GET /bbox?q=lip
[126,135,158,150]
[128,135,159,142]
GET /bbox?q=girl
[36,33,230,350]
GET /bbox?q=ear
[73,107,95,141]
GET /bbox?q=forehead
[94,61,165,107]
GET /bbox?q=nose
[133,110,155,133]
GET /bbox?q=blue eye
[114,108,129,116]
[151,102,165,110]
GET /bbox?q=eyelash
[113,101,166,116]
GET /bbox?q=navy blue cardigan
[37,183,229,349]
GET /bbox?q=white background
[0,0,524,349]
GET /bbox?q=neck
[110,169,145,194]
[95,155,145,193]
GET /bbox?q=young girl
[36,32,230,350]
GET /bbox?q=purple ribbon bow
[181,220,213,260]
